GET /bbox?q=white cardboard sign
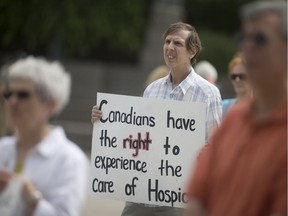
[90,93,205,208]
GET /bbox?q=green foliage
[185,0,256,34]
[185,0,256,74]
[196,29,237,75]
[0,0,152,61]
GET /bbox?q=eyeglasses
[238,32,268,47]
[230,74,247,81]
[3,90,31,101]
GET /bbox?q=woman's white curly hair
[5,56,71,116]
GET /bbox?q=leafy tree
[184,0,256,74]
[0,0,152,62]
[185,0,255,34]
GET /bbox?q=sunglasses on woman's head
[230,74,247,81]
[3,90,31,101]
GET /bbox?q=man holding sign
[91,22,222,216]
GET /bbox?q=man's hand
[91,105,103,124]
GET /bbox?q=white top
[0,126,88,216]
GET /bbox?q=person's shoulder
[193,73,221,96]
[230,100,249,111]
[65,139,88,161]
[222,98,237,108]
[193,72,218,89]
[63,140,87,163]
[146,75,168,88]
[143,75,169,96]
[49,126,88,162]
[213,101,251,143]
[222,98,237,115]
[223,100,251,121]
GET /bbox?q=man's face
[163,30,194,70]
[240,12,287,87]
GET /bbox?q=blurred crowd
[0,0,286,216]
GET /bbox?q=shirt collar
[164,67,195,95]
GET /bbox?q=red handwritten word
[123,132,152,157]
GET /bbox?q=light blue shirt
[222,98,237,117]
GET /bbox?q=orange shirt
[187,100,287,216]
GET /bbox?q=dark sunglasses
[230,74,247,81]
[238,32,268,46]
[3,90,31,100]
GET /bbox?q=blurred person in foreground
[194,60,218,85]
[92,22,222,216]
[185,1,287,216]
[0,56,88,216]
[222,53,252,116]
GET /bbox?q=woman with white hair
[0,56,88,216]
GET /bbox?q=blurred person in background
[92,22,222,216]
[194,60,218,85]
[185,1,287,216]
[144,65,170,88]
[0,56,88,216]
[222,53,252,116]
